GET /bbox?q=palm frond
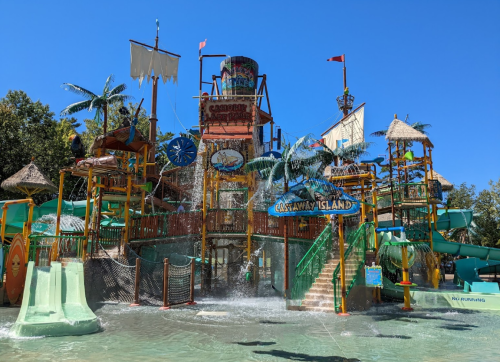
[244,157,279,173]
[285,134,314,162]
[60,99,92,116]
[61,83,97,100]
[370,129,388,137]
[335,142,372,160]
[89,97,105,112]
[107,94,134,104]
[267,162,285,189]
[109,83,127,96]
[103,74,115,94]
[411,122,432,135]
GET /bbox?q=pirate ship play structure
[1,34,500,337]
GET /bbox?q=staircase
[301,256,339,312]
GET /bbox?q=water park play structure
[1,34,499,338]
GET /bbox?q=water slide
[10,261,99,337]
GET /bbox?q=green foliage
[447,180,500,247]
[245,134,331,190]
[0,90,80,204]
[61,74,132,130]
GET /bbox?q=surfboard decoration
[6,234,26,305]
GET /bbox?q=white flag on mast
[321,105,365,151]
[130,43,179,87]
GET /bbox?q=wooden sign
[204,100,254,124]
[6,234,26,305]
[211,149,245,172]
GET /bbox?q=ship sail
[130,43,179,87]
[322,105,365,151]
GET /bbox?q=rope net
[84,243,193,306]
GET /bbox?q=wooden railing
[206,209,247,233]
[127,210,325,242]
[253,211,328,240]
[129,211,202,241]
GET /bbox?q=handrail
[295,224,332,278]
[332,222,374,312]
[290,223,332,301]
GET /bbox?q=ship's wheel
[166,137,197,166]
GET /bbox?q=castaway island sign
[204,100,254,123]
[211,149,245,172]
[269,179,360,217]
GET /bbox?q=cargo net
[84,243,193,306]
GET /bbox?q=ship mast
[129,21,181,165]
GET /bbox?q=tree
[61,75,132,135]
[0,90,80,204]
[474,189,500,247]
[447,183,476,210]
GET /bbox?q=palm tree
[61,75,132,135]
[245,134,332,294]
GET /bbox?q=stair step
[304,306,336,313]
[304,292,333,300]
[302,300,335,308]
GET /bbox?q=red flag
[199,39,207,51]
[327,55,344,62]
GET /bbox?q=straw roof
[428,170,453,191]
[386,119,434,148]
[1,161,58,197]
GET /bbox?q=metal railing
[29,235,86,265]
[332,222,373,312]
[290,223,333,301]
[428,179,443,202]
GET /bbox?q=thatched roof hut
[1,161,58,197]
[386,119,434,148]
[428,170,453,191]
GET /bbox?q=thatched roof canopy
[1,161,58,197]
[428,170,453,191]
[386,119,434,148]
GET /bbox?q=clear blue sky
[1,1,498,191]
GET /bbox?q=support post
[371,180,379,251]
[400,245,413,311]
[284,178,289,295]
[246,174,254,262]
[160,258,170,310]
[130,257,141,306]
[82,166,93,261]
[360,179,365,223]
[187,259,197,305]
[123,174,132,248]
[25,200,35,264]
[201,169,208,291]
[55,171,65,236]
[338,214,349,316]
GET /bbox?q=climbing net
[84,244,193,306]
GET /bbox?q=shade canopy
[386,119,434,148]
[1,161,58,197]
[428,170,453,191]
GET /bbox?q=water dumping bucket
[220,56,259,96]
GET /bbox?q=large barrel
[220,56,259,96]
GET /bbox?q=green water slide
[10,261,99,337]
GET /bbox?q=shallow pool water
[1,298,499,361]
